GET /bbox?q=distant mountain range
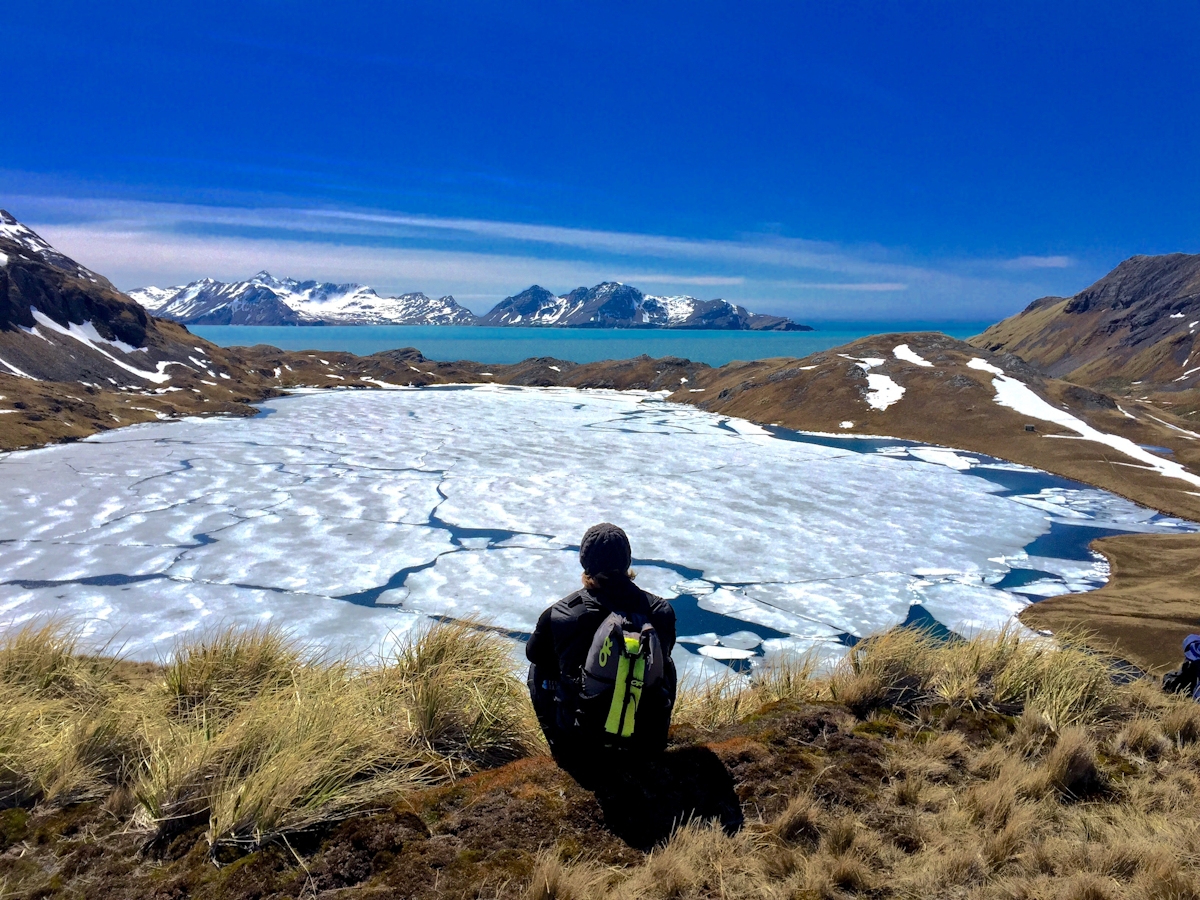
[129,272,477,327]
[128,274,811,331]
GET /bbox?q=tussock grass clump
[163,623,302,719]
[8,617,1200,900]
[1034,727,1108,800]
[674,650,818,730]
[372,618,540,772]
[1160,703,1200,745]
[0,618,539,846]
[679,628,1128,736]
[823,627,1121,727]
[0,619,140,806]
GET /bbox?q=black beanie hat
[579,523,632,576]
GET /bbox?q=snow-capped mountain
[479,282,808,331]
[129,272,478,326]
[129,273,808,330]
[0,210,231,387]
[0,209,113,287]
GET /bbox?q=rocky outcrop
[971,252,1200,390]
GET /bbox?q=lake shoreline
[5,329,1200,670]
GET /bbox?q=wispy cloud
[614,274,745,286]
[1002,255,1074,270]
[3,193,1093,320]
[769,281,908,291]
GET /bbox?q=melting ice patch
[0,386,1194,675]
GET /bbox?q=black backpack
[577,611,667,743]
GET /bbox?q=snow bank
[0,356,38,379]
[1146,414,1200,440]
[31,310,171,384]
[893,344,933,367]
[968,358,1200,488]
[865,374,905,410]
[842,354,906,410]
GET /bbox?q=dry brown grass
[0,617,539,847]
[6,618,1200,900]
[531,628,1200,900]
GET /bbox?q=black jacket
[526,577,677,751]
[1163,658,1200,699]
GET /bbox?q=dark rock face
[1063,254,1200,316]
[0,211,225,387]
[675,299,747,329]
[183,286,304,326]
[478,282,810,330]
[477,285,560,325]
[0,256,151,346]
[560,282,645,327]
[0,219,153,348]
[972,251,1200,389]
[0,209,117,289]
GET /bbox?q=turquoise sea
[192,322,992,367]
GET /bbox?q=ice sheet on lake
[0,385,1194,663]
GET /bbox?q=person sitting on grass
[1162,633,1200,700]
[526,523,678,777]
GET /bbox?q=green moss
[29,873,64,899]
[32,803,98,846]
[0,807,30,850]
[853,718,903,739]
[556,836,585,862]
[1097,751,1140,781]
[371,849,397,874]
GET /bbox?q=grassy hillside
[1,620,1198,899]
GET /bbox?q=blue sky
[2,1,1197,321]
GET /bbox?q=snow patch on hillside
[972,359,1200,487]
[31,310,171,384]
[865,374,905,410]
[894,344,933,367]
[0,356,37,379]
[842,355,905,410]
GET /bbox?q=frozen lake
[0,386,1193,677]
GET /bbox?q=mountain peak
[0,210,112,287]
[479,280,803,330]
[128,273,478,326]
[971,250,1200,384]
